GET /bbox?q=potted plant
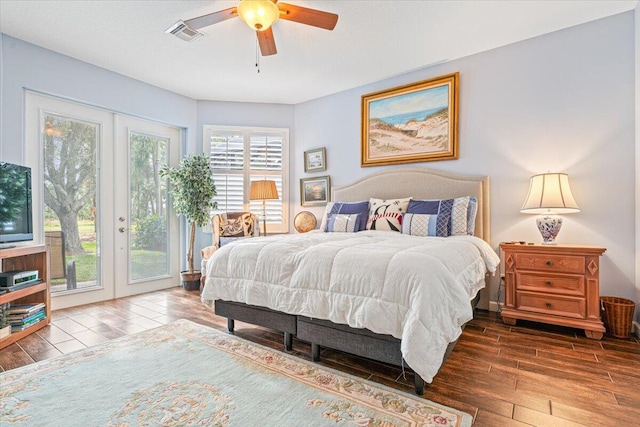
[0,305,10,340]
[160,154,217,291]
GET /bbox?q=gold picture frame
[361,72,459,167]
[300,176,330,206]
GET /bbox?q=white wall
[0,34,197,161]
[294,12,636,309]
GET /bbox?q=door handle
[119,227,127,233]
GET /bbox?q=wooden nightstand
[500,243,606,339]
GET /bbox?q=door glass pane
[43,114,100,295]
[129,132,169,282]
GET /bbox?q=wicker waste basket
[600,296,636,339]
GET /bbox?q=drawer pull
[545,260,553,266]
[545,302,552,309]
[545,280,552,286]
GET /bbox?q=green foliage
[133,215,167,251]
[160,154,217,227]
[160,154,217,273]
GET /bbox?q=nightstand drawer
[516,272,585,296]
[514,253,585,274]
[516,292,585,319]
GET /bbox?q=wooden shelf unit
[0,244,51,350]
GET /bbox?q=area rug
[0,319,472,426]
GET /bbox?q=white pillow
[366,198,411,232]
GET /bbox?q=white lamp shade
[521,173,580,214]
[237,0,280,31]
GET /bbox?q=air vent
[165,21,204,42]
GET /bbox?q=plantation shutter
[205,126,289,233]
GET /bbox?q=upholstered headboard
[332,168,490,243]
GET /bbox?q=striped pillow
[320,201,369,232]
[327,214,360,233]
[402,213,449,237]
[407,196,477,236]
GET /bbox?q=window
[204,125,289,233]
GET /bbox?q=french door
[25,93,181,309]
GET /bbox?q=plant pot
[0,325,11,340]
[181,271,201,292]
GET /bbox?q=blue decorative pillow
[321,201,369,232]
[327,214,360,233]
[402,213,449,237]
[407,199,441,215]
[407,196,476,236]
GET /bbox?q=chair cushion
[218,212,256,238]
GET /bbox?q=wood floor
[1,288,638,426]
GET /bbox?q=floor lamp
[249,180,279,236]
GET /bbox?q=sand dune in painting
[369,108,449,159]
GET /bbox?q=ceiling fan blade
[277,3,338,30]
[184,7,237,30]
[257,28,277,56]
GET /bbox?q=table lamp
[249,180,279,235]
[520,173,580,244]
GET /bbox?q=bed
[201,167,499,394]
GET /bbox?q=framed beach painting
[304,147,326,172]
[300,176,330,206]
[361,72,459,167]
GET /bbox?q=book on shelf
[0,278,44,292]
[11,316,46,332]
[8,308,46,324]
[7,302,46,314]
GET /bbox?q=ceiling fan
[166,0,339,56]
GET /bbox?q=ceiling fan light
[237,0,280,31]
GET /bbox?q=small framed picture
[300,176,331,206]
[304,147,327,172]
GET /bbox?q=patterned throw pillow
[407,196,477,236]
[218,212,254,238]
[366,198,411,232]
[327,214,360,232]
[320,201,369,232]
[401,213,449,237]
[449,196,471,236]
[467,197,478,235]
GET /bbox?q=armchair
[200,212,260,288]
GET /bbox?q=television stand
[0,245,51,349]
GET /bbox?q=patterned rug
[0,319,472,426]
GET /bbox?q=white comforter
[201,230,499,383]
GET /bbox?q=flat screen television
[0,162,34,246]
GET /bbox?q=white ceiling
[0,1,636,104]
